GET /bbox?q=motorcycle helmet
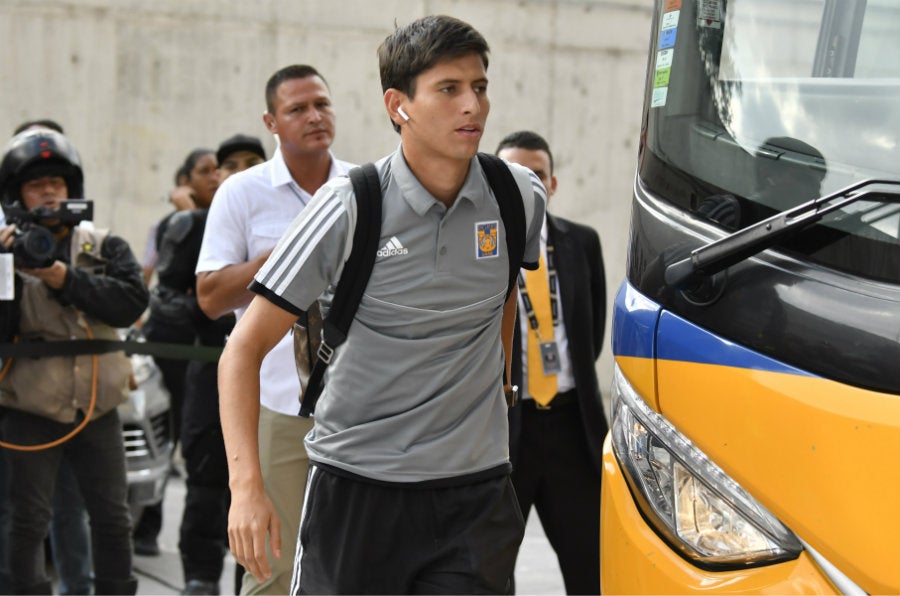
[0,128,84,207]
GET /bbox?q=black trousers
[510,397,602,595]
[133,315,190,544]
[2,409,136,595]
[178,359,229,585]
[142,313,192,445]
[294,465,525,595]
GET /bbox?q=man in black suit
[497,131,607,595]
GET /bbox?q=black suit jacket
[509,214,608,474]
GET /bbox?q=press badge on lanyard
[518,244,562,375]
[539,341,562,375]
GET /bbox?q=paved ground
[134,474,566,595]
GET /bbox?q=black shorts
[291,464,525,595]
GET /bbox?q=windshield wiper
[665,179,900,289]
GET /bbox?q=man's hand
[219,296,298,582]
[20,260,67,290]
[0,224,15,251]
[228,484,282,582]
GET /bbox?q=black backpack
[298,152,526,417]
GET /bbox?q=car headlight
[610,364,802,568]
[130,353,155,386]
[119,388,146,421]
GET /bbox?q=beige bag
[292,302,323,400]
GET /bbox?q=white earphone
[398,106,411,122]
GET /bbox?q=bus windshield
[640,0,900,283]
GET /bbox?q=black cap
[216,134,266,165]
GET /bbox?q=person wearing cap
[133,139,266,573]
[168,137,265,595]
[136,146,235,594]
[216,134,267,183]
[0,128,146,595]
[132,148,220,562]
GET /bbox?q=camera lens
[13,226,56,268]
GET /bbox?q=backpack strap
[298,163,382,417]
[477,153,527,394]
[476,152,526,299]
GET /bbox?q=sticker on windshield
[661,10,679,30]
[651,87,668,108]
[698,0,722,28]
[657,48,674,69]
[654,7,679,106]
[658,27,677,49]
[653,68,671,88]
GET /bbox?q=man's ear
[548,174,558,197]
[262,111,277,134]
[384,89,408,128]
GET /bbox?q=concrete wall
[0,0,653,400]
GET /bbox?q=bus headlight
[610,365,802,568]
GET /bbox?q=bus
[600,0,900,593]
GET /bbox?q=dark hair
[13,119,65,136]
[496,130,555,174]
[265,64,328,114]
[179,148,215,181]
[173,163,189,186]
[378,15,490,99]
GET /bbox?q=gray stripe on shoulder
[262,190,346,293]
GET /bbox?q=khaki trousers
[241,406,314,595]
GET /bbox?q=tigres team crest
[475,221,499,259]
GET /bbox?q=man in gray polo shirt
[219,15,546,594]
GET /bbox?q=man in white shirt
[194,64,352,596]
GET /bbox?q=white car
[117,329,174,519]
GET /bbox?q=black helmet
[0,129,84,207]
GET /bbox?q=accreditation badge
[539,341,562,375]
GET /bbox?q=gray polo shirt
[253,147,545,483]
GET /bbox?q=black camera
[3,200,93,268]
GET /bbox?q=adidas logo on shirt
[377,236,409,257]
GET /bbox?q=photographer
[0,128,146,595]
[2,118,93,596]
